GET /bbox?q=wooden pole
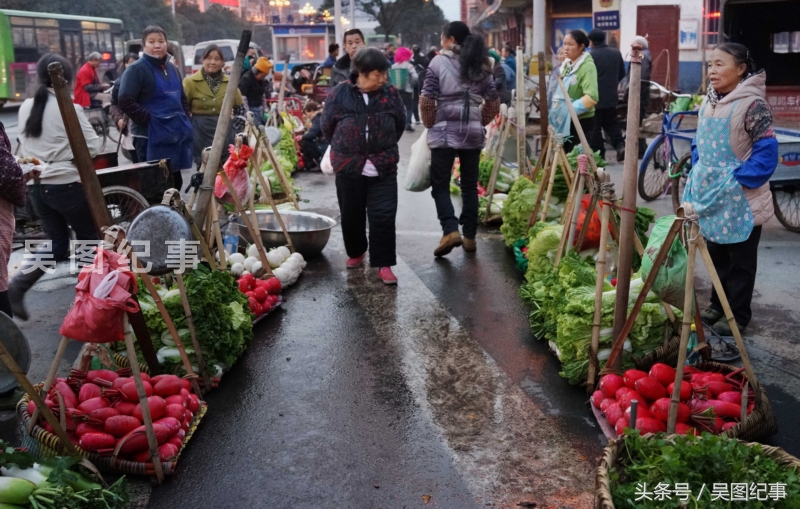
[516,46,528,178]
[485,105,511,222]
[555,74,598,174]
[537,51,549,154]
[667,216,699,435]
[27,336,69,434]
[219,171,271,274]
[192,30,251,227]
[565,155,589,254]
[253,161,295,252]
[47,62,113,233]
[277,55,290,115]
[540,141,562,222]
[587,170,611,391]
[609,43,644,370]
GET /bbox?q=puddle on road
[346,257,594,508]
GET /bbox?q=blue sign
[552,17,594,50]
[273,26,328,35]
[593,11,620,30]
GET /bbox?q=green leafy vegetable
[278,125,298,170]
[500,177,539,246]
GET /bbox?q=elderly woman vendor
[685,42,779,336]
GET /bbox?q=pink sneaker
[377,267,398,285]
[346,253,366,269]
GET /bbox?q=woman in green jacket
[549,30,598,153]
[183,44,247,167]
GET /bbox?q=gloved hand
[572,98,589,116]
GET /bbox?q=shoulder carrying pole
[192,30,251,227]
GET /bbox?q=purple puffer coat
[421,48,498,150]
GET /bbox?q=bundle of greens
[609,430,800,508]
[0,441,128,509]
[258,159,296,195]
[478,158,494,188]
[136,265,252,376]
[500,178,539,246]
[523,222,563,284]
[278,125,298,169]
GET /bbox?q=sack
[214,144,254,203]
[60,249,139,343]
[641,215,688,309]
[388,68,409,90]
[404,129,431,192]
[321,145,334,175]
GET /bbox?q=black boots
[7,266,46,321]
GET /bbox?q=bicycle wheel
[671,153,692,214]
[103,186,149,231]
[89,117,108,152]
[637,137,670,201]
[772,185,800,233]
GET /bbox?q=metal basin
[241,210,336,258]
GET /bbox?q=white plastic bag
[404,129,431,192]
[321,146,334,175]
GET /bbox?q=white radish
[273,267,290,284]
[228,252,245,265]
[243,256,258,272]
[276,246,291,261]
[230,262,245,277]
[251,261,263,274]
[247,244,260,258]
[266,250,283,269]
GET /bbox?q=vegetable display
[237,273,282,318]
[278,124,299,170]
[594,365,756,436]
[257,159,296,195]
[135,265,252,376]
[0,440,128,509]
[606,430,800,508]
[25,369,199,464]
[499,178,539,246]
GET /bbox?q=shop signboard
[552,17,593,49]
[592,0,620,31]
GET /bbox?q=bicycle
[84,106,119,153]
[637,82,695,202]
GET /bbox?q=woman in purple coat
[420,22,500,257]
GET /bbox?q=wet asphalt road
[1,109,798,507]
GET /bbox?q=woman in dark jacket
[489,49,510,104]
[110,53,139,162]
[421,21,500,257]
[321,47,406,285]
[118,26,192,193]
[0,121,25,318]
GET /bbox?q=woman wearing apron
[118,26,192,195]
[684,43,779,336]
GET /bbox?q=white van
[192,40,264,75]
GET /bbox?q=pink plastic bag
[59,248,139,343]
[214,144,254,204]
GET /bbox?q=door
[62,31,81,71]
[637,5,680,90]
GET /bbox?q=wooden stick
[265,141,300,210]
[540,143,561,222]
[211,200,226,267]
[530,132,551,184]
[558,148,574,188]
[576,188,599,252]
[604,213,685,371]
[554,168,582,265]
[564,168,586,256]
[588,170,611,391]
[667,217,699,434]
[537,51,549,154]
[219,171,270,273]
[122,315,164,483]
[485,105,512,223]
[528,133,558,232]
[27,335,69,433]
[175,272,212,392]
[254,161,295,253]
[555,73,599,175]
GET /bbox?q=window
[97,30,112,52]
[83,29,99,54]
[36,28,60,54]
[9,17,33,26]
[773,32,790,54]
[81,21,96,30]
[300,35,325,60]
[114,37,124,60]
[705,0,720,46]
[791,32,800,53]
[35,19,58,27]
[12,27,35,47]
[276,37,300,61]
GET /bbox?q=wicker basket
[17,386,207,477]
[388,68,409,90]
[595,434,800,509]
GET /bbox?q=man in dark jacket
[489,49,510,104]
[238,57,273,126]
[588,29,626,161]
[331,29,366,87]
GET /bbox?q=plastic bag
[572,194,611,250]
[214,144,254,203]
[404,129,431,192]
[640,215,688,309]
[321,145,334,175]
[60,249,139,343]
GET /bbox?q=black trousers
[591,107,624,158]
[430,148,481,239]
[412,86,421,122]
[564,116,596,154]
[299,138,327,168]
[335,173,397,267]
[399,91,413,126]
[707,225,762,326]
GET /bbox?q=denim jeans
[335,174,397,267]
[250,106,266,127]
[430,148,481,239]
[28,182,99,262]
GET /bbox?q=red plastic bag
[573,194,612,250]
[60,248,139,343]
[214,144,254,204]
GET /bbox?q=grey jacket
[331,54,353,87]
[421,49,498,150]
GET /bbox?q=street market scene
[0,0,799,506]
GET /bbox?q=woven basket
[17,386,207,477]
[595,434,800,509]
[388,68,409,90]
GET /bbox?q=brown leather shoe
[434,232,463,257]
[462,237,476,252]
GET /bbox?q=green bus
[0,9,124,106]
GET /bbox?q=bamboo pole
[192,30,251,227]
[27,336,69,433]
[485,105,511,222]
[537,51,549,154]
[211,201,226,266]
[609,42,645,370]
[564,155,588,255]
[554,74,599,174]
[219,171,271,274]
[254,161,295,252]
[667,216,699,434]
[516,46,528,178]
[264,140,300,210]
[587,170,611,391]
[540,141,562,223]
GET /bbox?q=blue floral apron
[548,70,576,138]
[141,59,193,171]
[683,101,754,244]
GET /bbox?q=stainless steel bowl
[241,210,336,258]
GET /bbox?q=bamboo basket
[595,434,800,508]
[17,386,207,477]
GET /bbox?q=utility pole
[334,0,343,45]
[350,0,355,29]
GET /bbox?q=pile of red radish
[592,363,754,436]
[237,273,282,317]
[28,368,203,463]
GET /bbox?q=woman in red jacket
[74,52,111,109]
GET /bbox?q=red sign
[766,87,800,120]
[210,0,239,6]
